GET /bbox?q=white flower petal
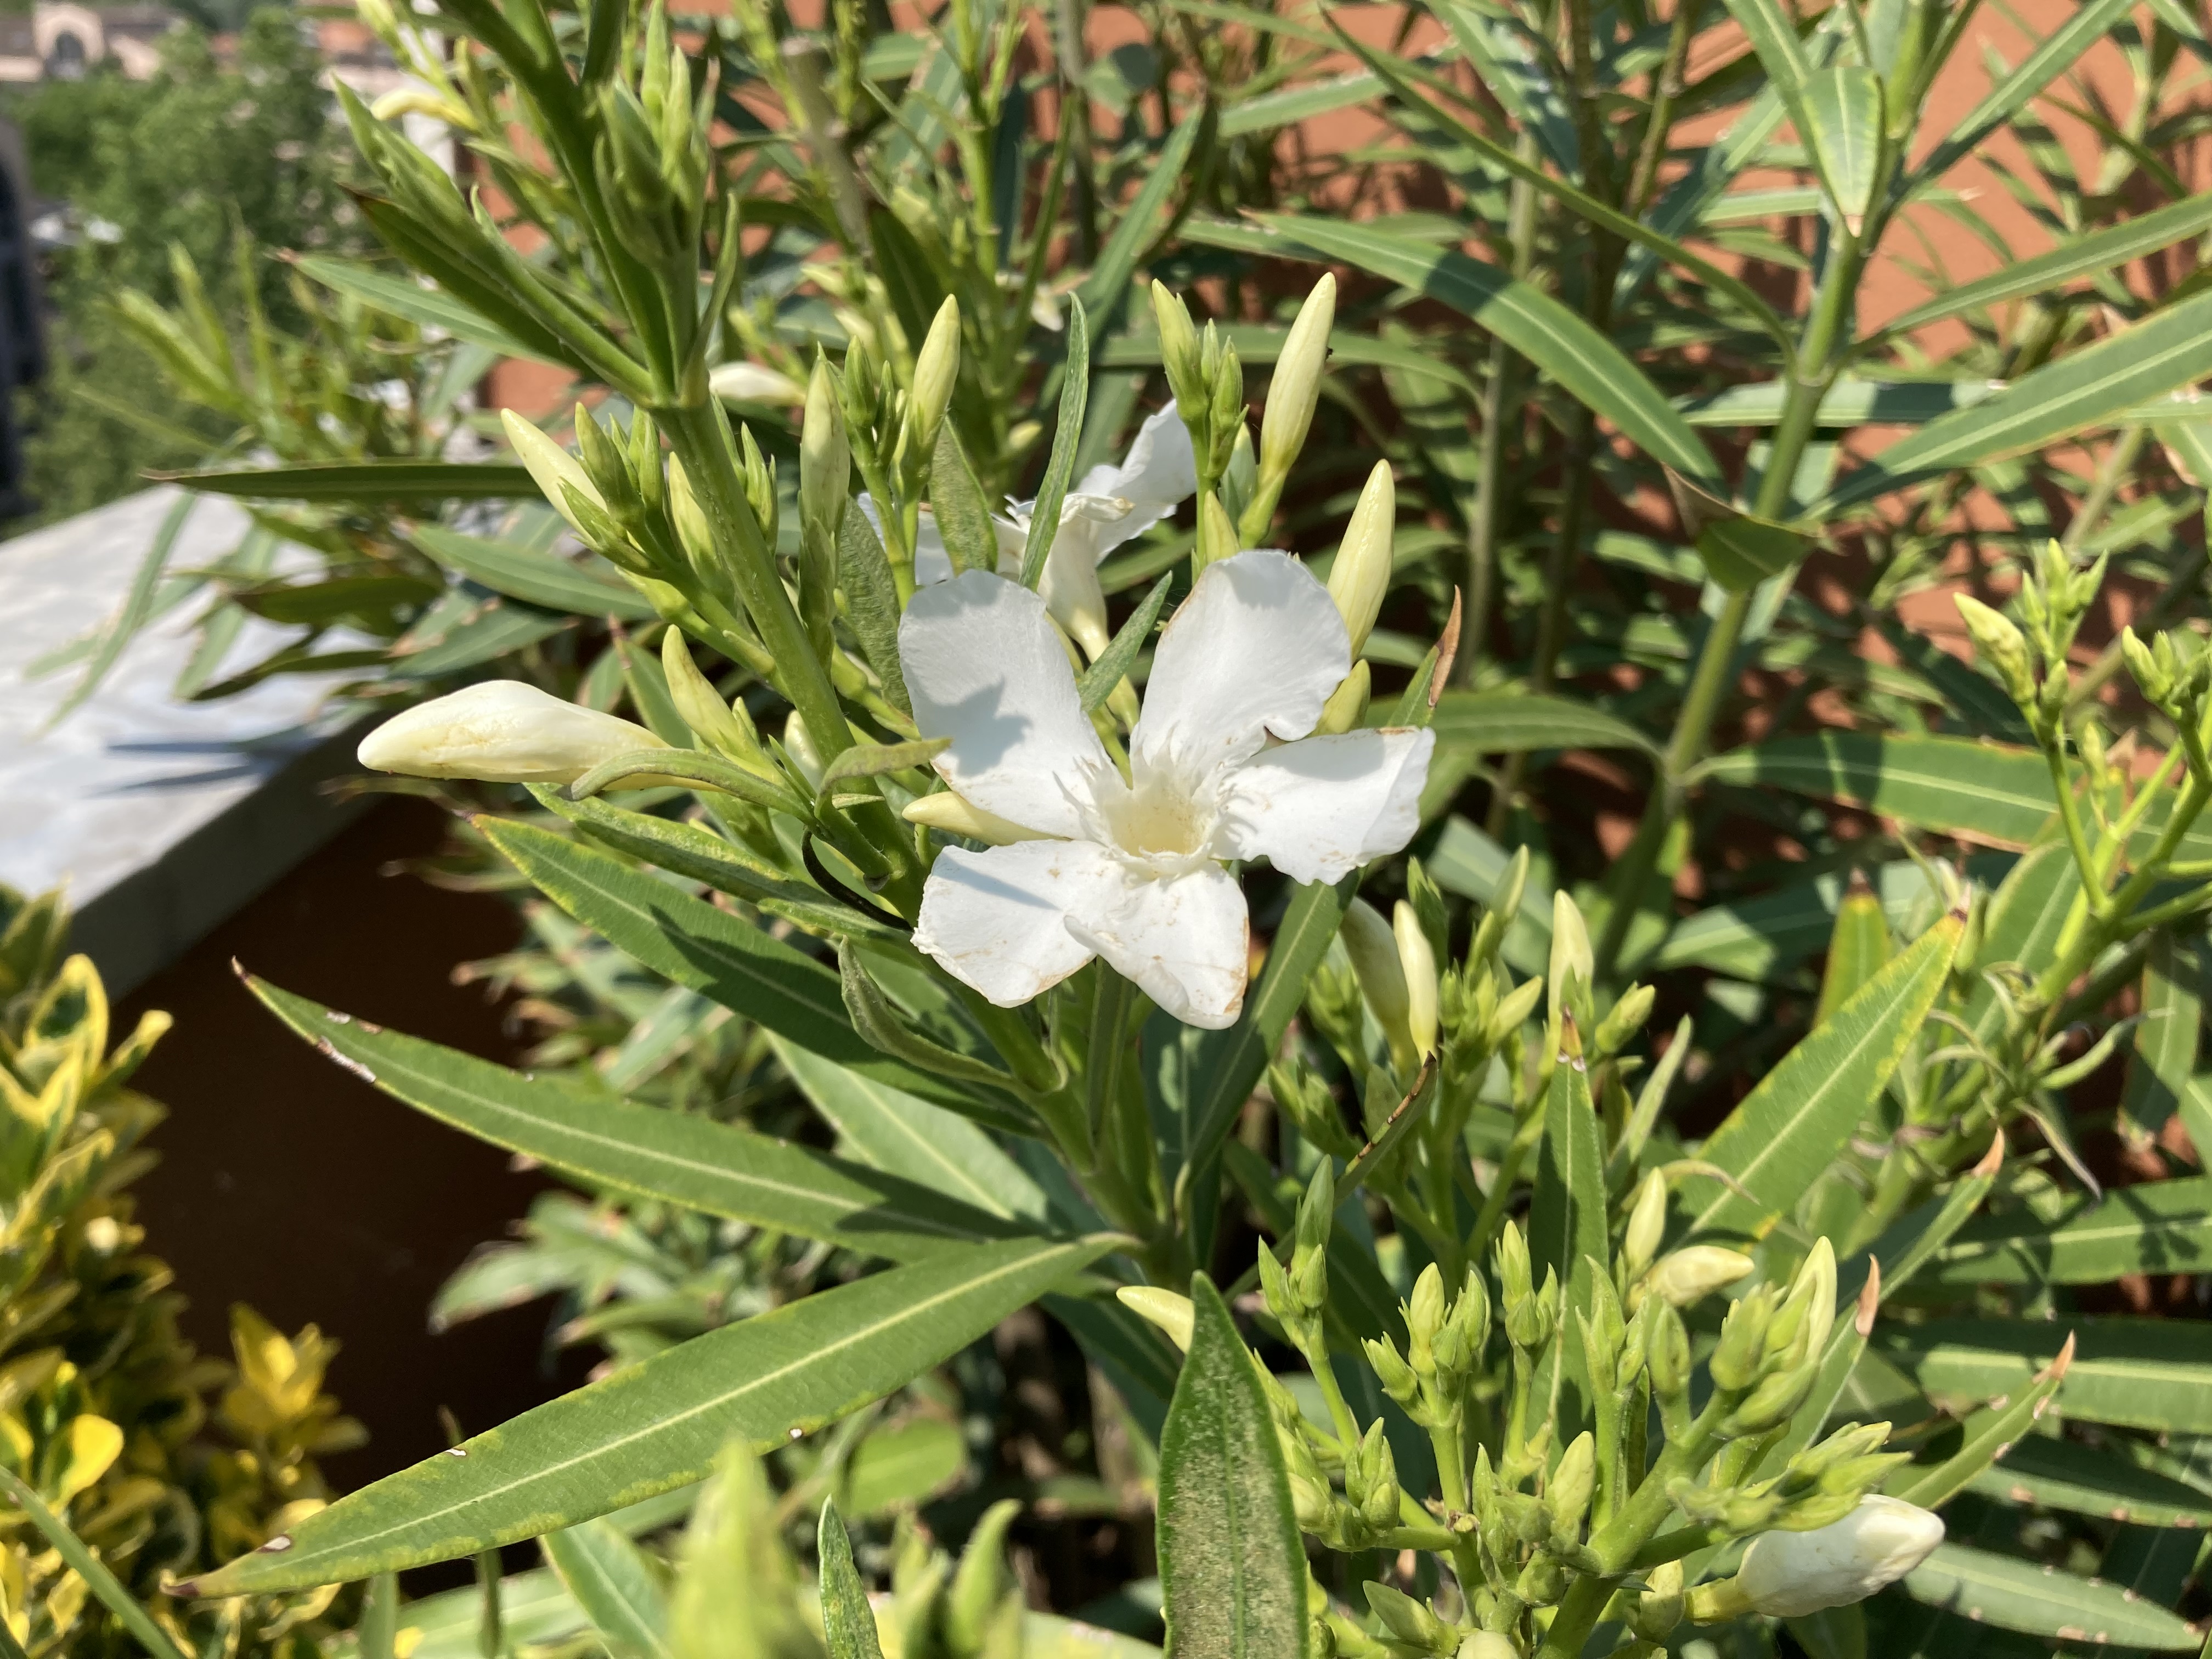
[859,494,953,585]
[356,681,663,783]
[1217,727,1436,884]
[900,571,1109,837]
[1067,862,1250,1029]
[1135,549,1351,778]
[913,839,1115,1006]
[1092,400,1198,514]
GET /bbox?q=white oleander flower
[356,681,667,783]
[1736,1496,1945,1617]
[868,401,1199,657]
[901,550,1433,1029]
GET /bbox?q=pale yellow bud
[1341,899,1414,1071]
[1636,1245,1756,1310]
[356,681,664,784]
[1317,659,1370,735]
[1325,460,1395,655]
[1548,889,1593,1039]
[911,296,961,455]
[1260,274,1335,482]
[782,712,825,791]
[708,360,805,405]
[1623,1169,1667,1282]
[501,409,606,538]
[1736,1497,1944,1617]
[1393,899,1439,1059]
[902,791,1051,845]
[1115,1286,1194,1352]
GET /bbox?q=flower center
[1084,755,1218,873]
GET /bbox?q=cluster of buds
[1365,1263,1491,1437]
[1257,1165,1338,1359]
[1954,538,2109,738]
[1151,282,1253,560]
[2123,623,2212,733]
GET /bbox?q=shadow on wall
[114,793,597,1500]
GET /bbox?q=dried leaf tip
[164,1579,200,1600]
[229,957,250,982]
[1558,1008,1583,1062]
[1855,1259,1881,1337]
[1430,589,1463,707]
[1845,866,1874,897]
[2043,1331,2078,1383]
[1972,1130,2005,1180]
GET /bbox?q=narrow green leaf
[1887,1335,2071,1510]
[838,503,909,713]
[245,977,1032,1259]
[1022,300,1091,590]
[1678,378,2002,428]
[1228,213,1722,484]
[1815,876,1894,1025]
[1529,1042,1607,1318]
[2123,935,2201,1143]
[1158,1277,1311,1659]
[1429,0,1579,175]
[1877,1317,2212,1434]
[1910,0,2138,187]
[0,1469,192,1659]
[1680,912,1963,1239]
[293,255,546,360]
[1900,1541,2200,1649]
[1881,190,2212,338]
[1925,1174,2212,1286]
[1795,67,1882,228]
[816,736,951,798]
[816,1502,887,1659]
[543,1519,671,1659]
[1720,0,1810,91]
[1078,574,1173,714]
[478,817,1014,1120]
[929,423,1000,578]
[1966,1435,2212,1529]
[187,1235,1111,1594]
[1221,71,1381,138]
[155,460,541,500]
[53,493,195,724]
[1076,109,1207,314]
[412,524,654,619]
[1430,690,1660,759]
[1813,285,2212,518]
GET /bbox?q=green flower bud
[1954,592,2035,705]
[1547,1431,1595,1540]
[1632,1560,1683,1642]
[1316,658,1371,736]
[1260,273,1335,484]
[1347,1420,1401,1536]
[1325,460,1396,657]
[1488,974,1545,1050]
[1438,1269,1490,1378]
[1507,1266,1559,1354]
[503,409,609,542]
[1724,1355,1819,1437]
[1267,1058,1358,1158]
[1208,343,1246,477]
[1765,1239,1837,1369]
[1407,1262,1447,1370]
[800,354,850,544]
[1496,1222,1533,1323]
[910,295,960,460]
[1593,983,1655,1058]
[1150,280,1204,411]
[1635,1245,1756,1311]
[1364,1584,1448,1654]
[1646,1301,1691,1400]
[1364,1334,1419,1409]
[1548,891,1594,1041]
[1710,1286,1776,1392]
[1342,898,1416,1071]
[1395,900,1441,1060]
[1623,1170,1667,1283]
[1257,1242,1302,1330]
[1454,1634,1519,1659]
[738,423,777,550]
[661,629,763,769]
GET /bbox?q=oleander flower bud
[1114,1286,1193,1352]
[1765,1238,1837,1367]
[1436,1268,1490,1377]
[1347,1420,1401,1535]
[1635,1245,1756,1311]
[1709,1285,1777,1391]
[902,791,1052,845]
[1734,1496,1945,1617]
[1260,273,1335,482]
[1325,460,1396,657]
[1316,658,1371,736]
[1632,1560,1684,1642]
[1547,1431,1595,1539]
[1548,891,1593,1039]
[709,360,805,405]
[1647,1300,1691,1399]
[1267,1058,1358,1158]
[1454,1634,1517,1659]
[1488,974,1545,1049]
[1364,1334,1419,1408]
[1953,593,2035,705]
[503,409,610,543]
[1341,899,1416,1071]
[800,354,850,542]
[1395,900,1440,1060]
[1150,281,1203,410]
[1593,983,1655,1057]
[782,712,825,791]
[357,681,665,784]
[1290,1163,1334,1312]
[910,295,961,458]
[1623,1169,1667,1283]
[1364,1584,1448,1653]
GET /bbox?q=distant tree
[8,11,362,526]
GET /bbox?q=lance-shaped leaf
[838,503,909,712]
[1158,1276,1310,1659]
[1922,1173,2212,1286]
[477,817,1019,1121]
[184,1234,1111,1594]
[1077,574,1173,715]
[294,254,547,361]
[542,1520,670,1659]
[817,736,952,798]
[1886,1335,2072,1510]
[1530,1026,1607,1319]
[2121,934,2201,1144]
[1721,0,1810,92]
[930,423,1000,578]
[1666,468,1812,593]
[1430,690,1658,758]
[1021,300,1090,590]
[411,524,656,620]
[245,976,1035,1259]
[1428,0,1579,176]
[1910,0,2140,187]
[1968,1435,2212,1529]
[1812,285,2212,518]
[1222,214,1722,487]
[1877,1317,2212,1434]
[1900,1541,2201,1649]
[155,460,541,501]
[817,1502,887,1659]
[1793,67,1882,232]
[1679,910,1962,1240]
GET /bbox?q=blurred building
[0,2,181,81]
